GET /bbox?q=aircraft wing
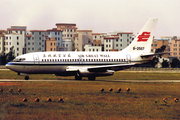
[66,63,135,72]
[88,63,135,72]
[140,52,171,58]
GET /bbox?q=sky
[0,0,180,38]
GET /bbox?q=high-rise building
[4,26,26,56]
[26,30,46,53]
[170,39,180,59]
[117,32,134,51]
[74,30,93,51]
[56,23,77,41]
[46,28,63,47]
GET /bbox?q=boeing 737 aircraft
[6,18,159,80]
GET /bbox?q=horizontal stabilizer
[140,52,171,58]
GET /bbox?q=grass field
[0,70,180,119]
[1,70,180,80]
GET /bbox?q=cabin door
[126,54,131,63]
[33,55,40,65]
[79,57,83,64]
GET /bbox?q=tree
[0,46,15,65]
[151,56,159,67]
[155,45,166,53]
[171,58,179,68]
[162,59,169,68]
[6,46,15,63]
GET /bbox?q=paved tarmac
[0,79,180,82]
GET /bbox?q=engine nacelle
[78,69,114,77]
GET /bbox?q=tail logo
[137,32,151,42]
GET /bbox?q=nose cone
[6,62,14,69]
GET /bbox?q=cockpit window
[12,58,26,62]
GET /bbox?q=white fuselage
[6,51,149,75]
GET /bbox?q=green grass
[1,70,180,80]
[1,70,180,119]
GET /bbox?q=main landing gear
[75,74,82,80]
[25,76,29,80]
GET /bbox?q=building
[170,39,180,59]
[46,38,57,51]
[74,30,93,51]
[62,39,74,51]
[93,40,101,47]
[46,28,63,47]
[84,44,102,52]
[26,30,46,53]
[152,38,170,58]
[117,32,134,51]
[104,36,118,51]
[103,32,134,52]
[55,23,77,41]
[4,26,26,56]
[92,33,101,47]
[0,30,6,54]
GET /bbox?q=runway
[0,79,180,82]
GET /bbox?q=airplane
[6,18,159,80]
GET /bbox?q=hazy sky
[0,0,180,38]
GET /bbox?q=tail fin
[122,18,158,53]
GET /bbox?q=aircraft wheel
[25,76,29,80]
[75,75,82,80]
[88,76,96,81]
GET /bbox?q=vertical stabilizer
[122,18,158,53]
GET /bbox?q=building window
[17,37,19,40]
[173,48,177,51]
[51,43,52,46]
[17,48,19,51]
[28,42,30,45]
[17,42,19,45]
